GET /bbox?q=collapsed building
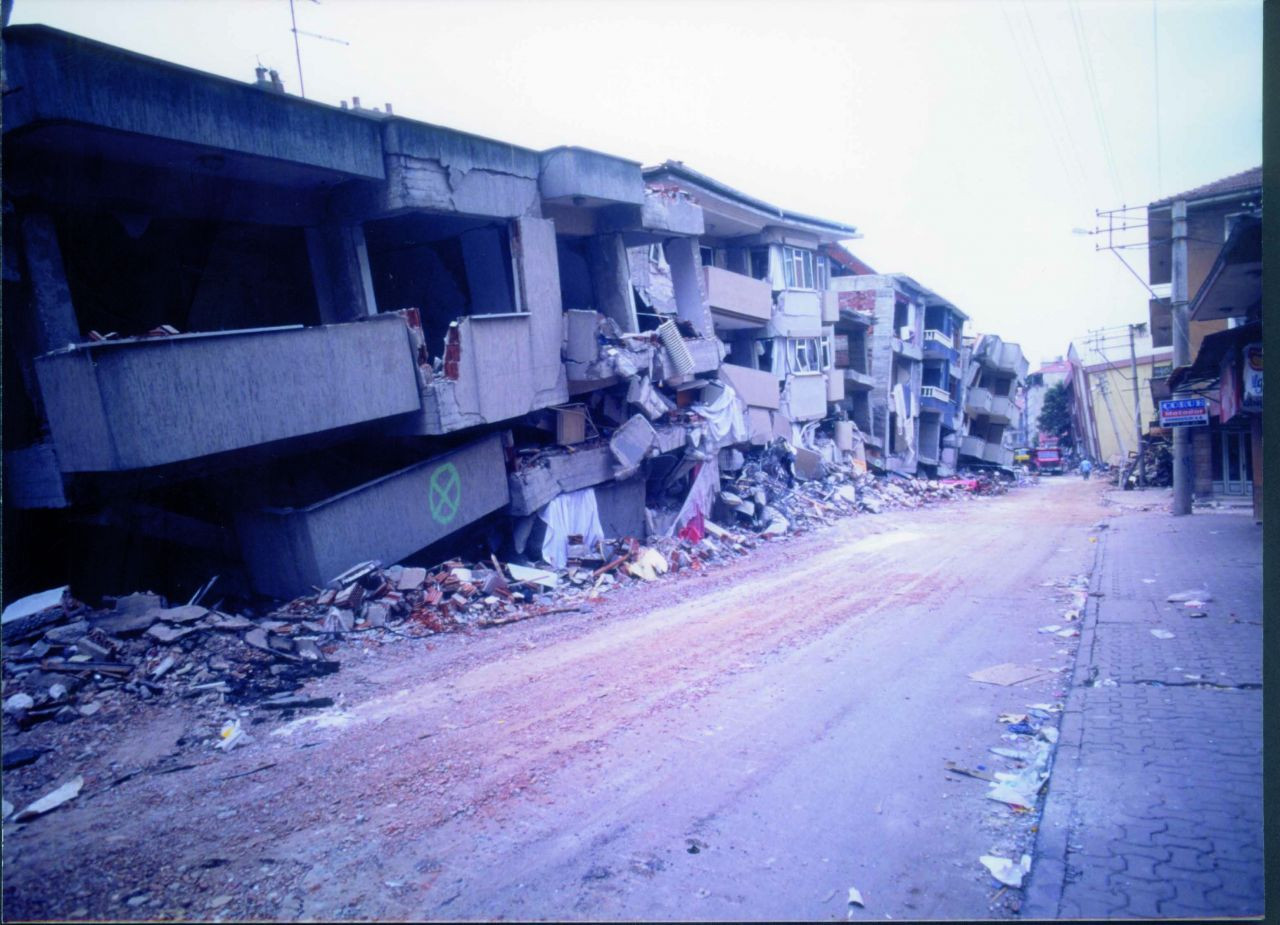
[2,25,1032,608]
[958,334,1030,470]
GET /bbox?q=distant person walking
[1080,457,1093,480]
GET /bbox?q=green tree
[1037,382,1074,449]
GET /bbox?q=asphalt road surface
[2,478,1104,921]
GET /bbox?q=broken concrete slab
[146,624,201,645]
[156,605,208,624]
[112,592,165,617]
[89,610,160,638]
[792,447,825,481]
[42,620,90,645]
[2,586,70,643]
[75,636,115,659]
[627,375,673,421]
[206,613,254,631]
[610,414,657,473]
[396,567,428,591]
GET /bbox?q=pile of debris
[1118,437,1172,489]
[2,438,1024,736]
[1,586,340,732]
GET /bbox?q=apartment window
[816,255,829,291]
[749,247,770,281]
[699,246,714,267]
[782,246,816,290]
[786,336,822,373]
[820,335,833,371]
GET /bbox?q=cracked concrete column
[19,212,82,353]
[587,233,638,333]
[305,222,379,324]
[662,237,713,337]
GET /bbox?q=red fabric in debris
[677,512,705,543]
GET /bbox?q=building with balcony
[1146,168,1261,514]
[0,25,747,601]
[635,162,857,445]
[957,334,1028,471]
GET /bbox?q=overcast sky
[11,0,1262,367]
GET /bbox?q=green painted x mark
[428,463,461,525]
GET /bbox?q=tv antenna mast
[289,0,349,100]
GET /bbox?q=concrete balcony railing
[704,265,773,327]
[35,314,423,473]
[960,434,986,458]
[236,433,509,599]
[892,336,923,361]
[920,385,952,403]
[987,394,1014,423]
[923,329,954,350]
[964,385,993,416]
[983,442,1014,467]
[843,366,875,389]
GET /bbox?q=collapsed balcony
[363,213,568,435]
[35,315,424,473]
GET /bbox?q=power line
[1019,0,1092,190]
[999,1,1080,193]
[1068,0,1124,203]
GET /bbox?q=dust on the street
[3,478,1104,921]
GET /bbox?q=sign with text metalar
[1158,397,1210,427]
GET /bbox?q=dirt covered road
[2,477,1106,921]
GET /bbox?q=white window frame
[782,246,816,290]
[786,336,822,374]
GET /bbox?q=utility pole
[1095,378,1128,461]
[1129,323,1146,487]
[1170,200,1192,515]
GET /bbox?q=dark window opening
[924,304,948,333]
[893,299,909,331]
[365,212,521,358]
[749,247,770,281]
[556,237,594,312]
[850,391,872,434]
[54,209,319,337]
[922,362,948,389]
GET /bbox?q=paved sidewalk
[1024,504,1263,918]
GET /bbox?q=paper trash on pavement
[980,854,1031,888]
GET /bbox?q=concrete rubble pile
[1,429,1023,743]
[1,588,341,733]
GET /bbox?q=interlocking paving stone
[1022,509,1262,919]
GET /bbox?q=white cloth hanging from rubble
[692,382,749,448]
[539,487,605,569]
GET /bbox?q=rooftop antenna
[288,0,349,100]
